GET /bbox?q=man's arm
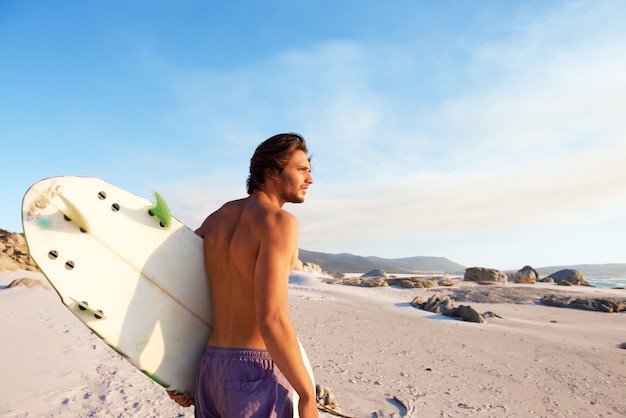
[254,211,317,417]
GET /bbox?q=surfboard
[21,176,314,414]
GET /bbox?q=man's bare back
[195,194,299,349]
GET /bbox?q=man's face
[278,150,313,204]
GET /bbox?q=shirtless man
[170,133,317,417]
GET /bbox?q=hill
[299,249,626,277]
[298,249,466,274]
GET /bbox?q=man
[170,133,317,417]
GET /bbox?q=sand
[1,269,625,417]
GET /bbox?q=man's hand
[167,390,194,408]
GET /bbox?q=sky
[2,0,625,270]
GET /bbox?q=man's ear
[263,167,280,180]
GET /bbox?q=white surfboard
[22,176,314,414]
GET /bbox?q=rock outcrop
[293,259,323,273]
[387,277,438,288]
[540,295,625,312]
[324,275,459,288]
[508,265,539,284]
[464,267,507,284]
[0,229,38,272]
[410,295,487,323]
[543,269,590,286]
[362,269,387,277]
[316,385,342,414]
[324,276,388,287]
[387,276,457,289]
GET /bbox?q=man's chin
[284,191,306,204]
[288,195,305,204]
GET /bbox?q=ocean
[331,273,626,289]
[585,277,626,289]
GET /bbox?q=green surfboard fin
[149,190,172,229]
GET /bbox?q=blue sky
[2,1,625,270]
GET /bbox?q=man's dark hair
[246,133,309,195]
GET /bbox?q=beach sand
[1,269,625,417]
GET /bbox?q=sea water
[331,273,626,289]
[585,277,626,289]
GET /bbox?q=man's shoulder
[209,197,249,219]
[256,207,298,238]
[196,198,247,236]
[221,197,248,211]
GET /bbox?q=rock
[293,259,323,273]
[0,253,19,271]
[540,295,626,313]
[386,278,413,288]
[437,277,457,287]
[7,278,50,290]
[354,277,388,287]
[464,267,507,284]
[454,305,487,323]
[508,265,538,284]
[410,296,426,307]
[302,262,322,273]
[387,277,438,289]
[326,276,388,287]
[316,385,342,412]
[327,274,458,289]
[483,311,503,319]
[0,229,39,272]
[411,295,486,323]
[293,259,304,271]
[544,269,590,286]
[424,295,455,313]
[361,269,387,278]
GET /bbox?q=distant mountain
[298,249,466,274]
[299,249,626,277]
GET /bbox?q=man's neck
[251,190,285,208]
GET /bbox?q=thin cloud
[150,1,626,269]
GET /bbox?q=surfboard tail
[58,194,92,233]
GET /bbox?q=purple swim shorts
[194,345,294,418]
